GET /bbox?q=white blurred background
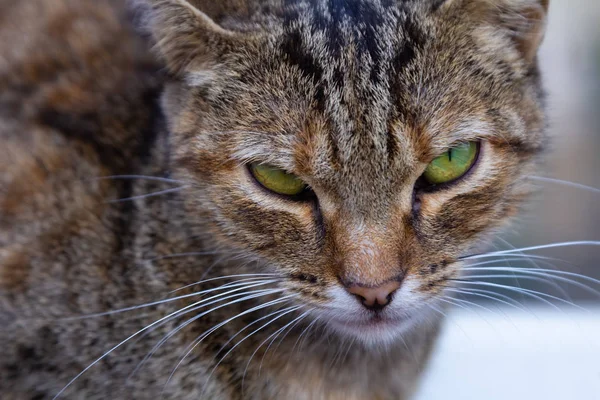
[415,1,600,398]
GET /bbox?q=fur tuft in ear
[494,0,550,63]
[133,0,247,76]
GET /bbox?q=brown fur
[0,0,549,398]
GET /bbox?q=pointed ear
[135,0,246,76]
[499,0,550,63]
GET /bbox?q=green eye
[423,142,479,185]
[249,163,307,197]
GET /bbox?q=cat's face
[146,0,548,345]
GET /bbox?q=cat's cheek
[199,171,324,265]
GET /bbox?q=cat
[0,0,551,399]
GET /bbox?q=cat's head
[140,0,548,345]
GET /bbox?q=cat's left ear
[505,0,549,63]
[481,0,549,64]
[133,0,253,76]
[442,0,550,63]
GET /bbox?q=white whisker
[444,287,527,312]
[242,310,311,391]
[443,295,500,316]
[213,305,300,363]
[130,287,285,377]
[462,241,600,260]
[52,283,280,399]
[258,310,308,375]
[161,294,295,390]
[166,273,279,294]
[108,186,190,203]
[452,280,586,311]
[427,303,448,318]
[292,317,319,354]
[529,175,600,195]
[461,272,600,297]
[437,297,470,312]
[94,175,187,185]
[464,266,600,286]
[63,279,278,320]
[198,306,303,399]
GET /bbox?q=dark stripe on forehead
[283,0,396,59]
[278,16,328,110]
[389,13,427,118]
[279,30,324,84]
[327,0,383,54]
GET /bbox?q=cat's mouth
[325,312,415,343]
[330,314,402,329]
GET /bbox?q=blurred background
[416,1,600,398]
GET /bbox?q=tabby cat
[0,0,550,398]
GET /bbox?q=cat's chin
[325,314,419,347]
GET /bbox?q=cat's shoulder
[0,0,161,290]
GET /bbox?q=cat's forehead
[241,3,478,158]
[279,0,424,93]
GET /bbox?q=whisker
[529,175,600,195]
[292,317,319,354]
[198,306,304,399]
[461,241,600,260]
[63,278,278,320]
[242,310,311,392]
[427,303,448,318]
[466,245,575,301]
[130,287,286,378]
[93,175,187,185]
[461,272,600,297]
[450,280,586,311]
[168,275,276,295]
[443,295,500,316]
[52,284,280,399]
[166,273,278,294]
[107,186,190,204]
[444,287,527,312]
[427,303,472,339]
[464,266,600,286]
[212,305,300,365]
[340,336,357,366]
[464,253,572,270]
[438,296,499,331]
[258,310,308,375]
[465,256,576,299]
[489,240,526,302]
[160,295,295,391]
[437,297,471,312]
[154,303,294,385]
[494,237,574,271]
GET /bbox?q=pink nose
[345,280,402,310]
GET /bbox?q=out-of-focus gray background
[416,2,600,399]
[507,0,600,300]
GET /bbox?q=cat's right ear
[132,0,250,77]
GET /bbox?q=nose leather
[346,280,401,308]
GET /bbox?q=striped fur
[1,0,549,398]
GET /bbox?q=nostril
[345,280,401,310]
[350,292,369,305]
